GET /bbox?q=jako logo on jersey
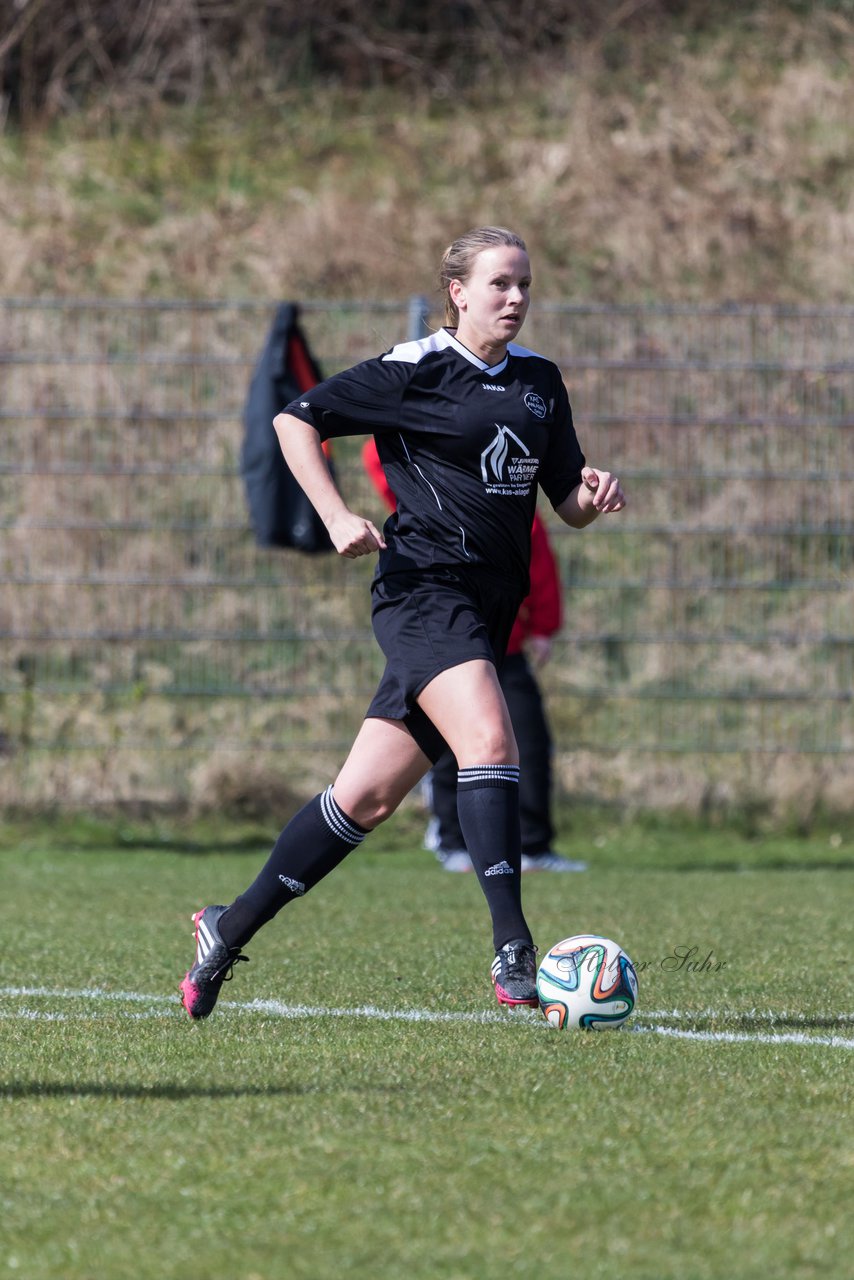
[480,425,539,495]
[481,383,505,392]
[299,401,310,408]
[484,860,514,876]
[524,392,547,419]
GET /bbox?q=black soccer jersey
[284,328,585,593]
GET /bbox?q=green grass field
[2,810,853,1280]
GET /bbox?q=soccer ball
[536,934,638,1030]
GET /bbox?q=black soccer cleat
[179,905,249,1020]
[491,939,539,1008]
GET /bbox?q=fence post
[407,294,431,341]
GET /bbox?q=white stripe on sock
[321,786,366,846]
[458,766,520,785]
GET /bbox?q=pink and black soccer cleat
[179,905,249,1020]
[491,939,539,1008]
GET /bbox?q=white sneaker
[423,816,442,853]
[439,850,474,873]
[520,852,588,873]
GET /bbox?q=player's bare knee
[365,796,397,827]
[338,789,395,830]
[457,727,518,766]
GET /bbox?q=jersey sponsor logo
[484,860,514,876]
[480,425,540,496]
[481,383,506,391]
[524,392,547,419]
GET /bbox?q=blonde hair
[440,226,528,325]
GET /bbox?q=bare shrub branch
[0,1,847,125]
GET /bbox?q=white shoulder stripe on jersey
[381,329,456,365]
[506,340,549,361]
[381,329,551,373]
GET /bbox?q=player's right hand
[327,511,387,558]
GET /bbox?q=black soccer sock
[219,786,369,948]
[455,765,532,951]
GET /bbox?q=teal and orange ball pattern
[536,934,638,1030]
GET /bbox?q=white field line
[636,1025,854,1050]
[2,986,854,1049]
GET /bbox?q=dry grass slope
[0,5,851,303]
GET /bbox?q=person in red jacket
[362,437,586,873]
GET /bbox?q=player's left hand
[581,467,627,513]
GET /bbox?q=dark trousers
[429,651,555,855]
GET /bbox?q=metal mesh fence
[1,297,852,812]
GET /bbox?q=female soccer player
[180,226,626,1019]
[362,436,584,874]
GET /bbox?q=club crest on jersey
[524,392,547,419]
[480,425,539,496]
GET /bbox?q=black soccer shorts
[366,565,523,762]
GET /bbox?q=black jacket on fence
[241,302,334,552]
